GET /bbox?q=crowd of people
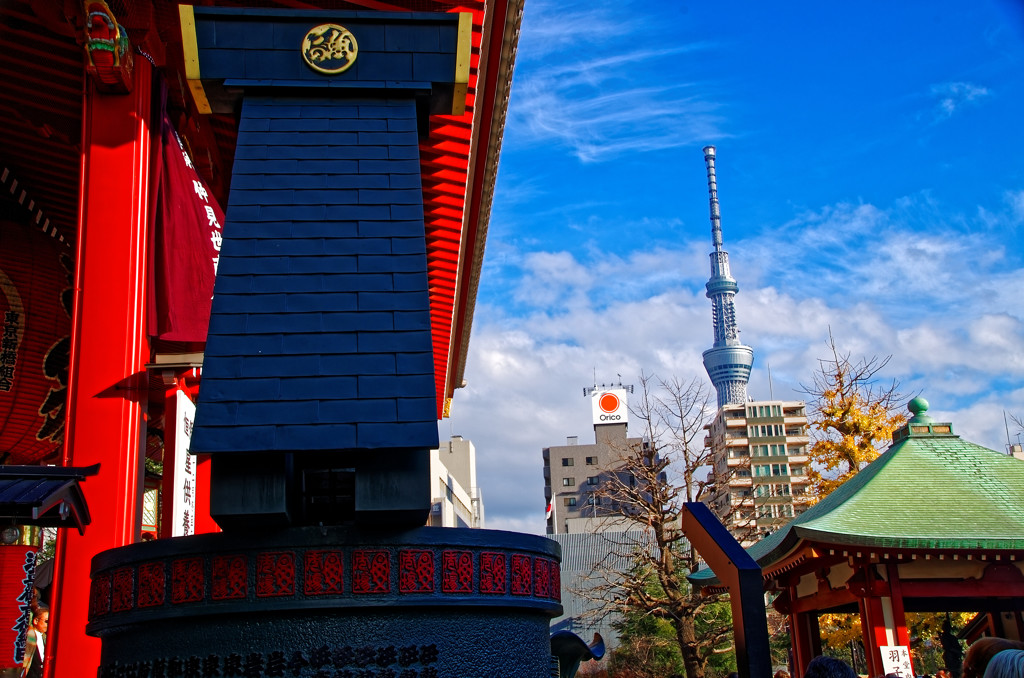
[790,637,1024,678]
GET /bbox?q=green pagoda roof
[691,398,1024,585]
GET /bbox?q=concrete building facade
[429,435,485,528]
[541,386,651,653]
[705,400,813,542]
[543,388,639,535]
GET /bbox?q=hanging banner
[171,390,197,537]
[0,546,38,669]
[147,112,224,342]
[0,220,72,465]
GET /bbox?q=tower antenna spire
[700,146,754,409]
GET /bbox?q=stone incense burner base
[87,526,561,678]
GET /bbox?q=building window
[790,465,804,476]
[561,458,574,466]
[749,424,784,437]
[754,465,770,477]
[772,463,788,476]
[587,476,599,486]
[562,478,575,487]
[564,497,576,507]
[585,456,598,465]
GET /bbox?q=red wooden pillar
[47,58,155,678]
[789,609,821,678]
[886,564,911,647]
[194,454,218,534]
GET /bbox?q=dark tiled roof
[0,464,98,533]
[192,95,439,454]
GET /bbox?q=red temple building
[0,1,523,676]
[692,398,1024,678]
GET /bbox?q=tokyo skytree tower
[700,146,754,409]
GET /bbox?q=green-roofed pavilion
[690,398,1024,678]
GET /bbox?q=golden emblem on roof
[301,24,358,75]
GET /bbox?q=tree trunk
[676,614,705,678]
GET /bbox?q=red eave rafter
[420,3,486,417]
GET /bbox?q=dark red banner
[147,112,225,342]
[0,220,71,465]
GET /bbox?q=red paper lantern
[0,220,72,465]
[0,545,38,669]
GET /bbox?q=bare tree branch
[573,374,735,678]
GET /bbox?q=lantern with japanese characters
[0,219,72,465]
[0,545,38,669]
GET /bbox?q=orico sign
[591,388,628,426]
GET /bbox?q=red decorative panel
[398,550,434,594]
[550,560,561,602]
[256,552,295,598]
[137,562,165,608]
[532,558,550,599]
[212,555,248,601]
[510,555,532,596]
[171,557,205,604]
[441,550,473,594]
[352,550,390,594]
[110,567,135,612]
[478,552,506,594]
[304,550,344,596]
[88,572,111,618]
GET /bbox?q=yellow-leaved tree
[802,332,908,499]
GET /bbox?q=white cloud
[1007,190,1024,224]
[505,0,726,161]
[453,192,1024,530]
[929,81,991,119]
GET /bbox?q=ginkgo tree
[802,331,908,498]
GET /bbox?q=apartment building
[704,400,812,542]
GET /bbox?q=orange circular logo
[599,393,620,413]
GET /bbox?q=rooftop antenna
[1005,410,1013,454]
[767,360,774,401]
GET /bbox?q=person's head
[805,656,856,678]
[983,650,1024,678]
[964,639,1024,678]
[31,604,48,633]
[775,670,791,678]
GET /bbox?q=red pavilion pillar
[856,563,911,678]
[47,58,155,678]
[789,609,822,677]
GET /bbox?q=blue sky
[442,0,1024,533]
